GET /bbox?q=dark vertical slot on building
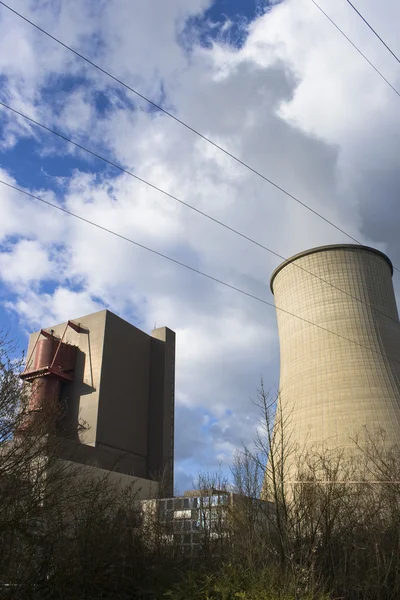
[148,329,175,497]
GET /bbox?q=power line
[2,178,400,369]
[0,98,399,326]
[0,1,369,246]
[345,0,400,65]
[311,0,400,99]
[2,3,400,283]
[1,6,399,374]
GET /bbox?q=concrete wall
[25,310,175,490]
[96,311,152,478]
[26,310,108,446]
[61,460,159,501]
[148,327,175,495]
[271,244,400,481]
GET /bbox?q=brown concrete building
[22,309,175,495]
[269,244,400,484]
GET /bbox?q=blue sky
[1,0,400,492]
[0,0,270,349]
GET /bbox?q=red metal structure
[19,321,80,431]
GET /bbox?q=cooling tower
[270,244,400,482]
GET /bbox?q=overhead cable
[311,0,400,99]
[345,0,400,65]
[0,0,373,245]
[2,179,400,369]
[1,98,399,323]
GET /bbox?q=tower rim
[270,244,393,294]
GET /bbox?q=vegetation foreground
[1,336,400,599]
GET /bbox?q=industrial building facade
[269,244,400,482]
[142,490,274,554]
[21,309,175,495]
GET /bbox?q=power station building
[269,244,400,482]
[21,309,175,496]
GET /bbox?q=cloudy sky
[1,0,399,492]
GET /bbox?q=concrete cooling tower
[270,244,400,482]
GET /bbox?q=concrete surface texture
[60,460,160,501]
[25,309,175,495]
[271,244,400,481]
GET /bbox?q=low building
[142,489,274,554]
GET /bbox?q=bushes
[2,339,400,599]
[165,564,329,600]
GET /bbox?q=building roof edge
[270,244,393,294]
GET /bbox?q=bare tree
[229,448,273,569]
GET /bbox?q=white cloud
[0,239,53,285]
[0,170,65,243]
[7,287,104,330]
[0,0,399,483]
